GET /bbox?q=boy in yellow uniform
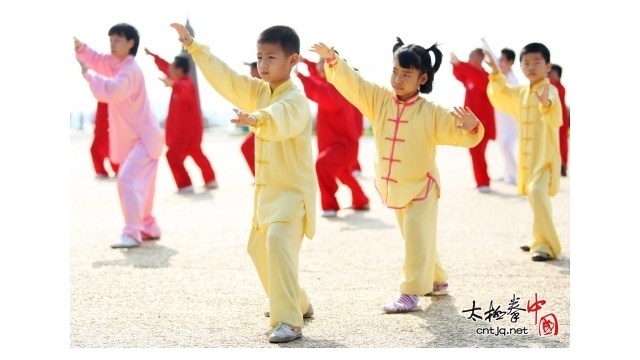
[484,43,562,262]
[311,38,484,313]
[170,23,315,343]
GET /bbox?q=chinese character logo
[527,293,559,337]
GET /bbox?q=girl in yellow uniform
[311,38,485,313]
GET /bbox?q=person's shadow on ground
[92,242,179,269]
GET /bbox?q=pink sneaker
[382,294,421,313]
[426,282,449,296]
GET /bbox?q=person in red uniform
[301,54,364,177]
[296,56,369,217]
[145,48,218,193]
[239,61,261,179]
[91,101,119,178]
[451,48,496,193]
[548,64,569,176]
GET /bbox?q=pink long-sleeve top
[76,44,164,163]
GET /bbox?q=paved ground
[70,127,570,348]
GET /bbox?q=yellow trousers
[247,206,310,329]
[394,182,447,296]
[526,168,561,258]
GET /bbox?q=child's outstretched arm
[171,23,261,112]
[310,42,389,128]
[82,66,135,103]
[431,105,484,147]
[535,83,562,128]
[230,92,310,142]
[484,50,519,118]
[74,37,118,77]
[145,48,171,78]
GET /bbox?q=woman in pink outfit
[74,23,164,248]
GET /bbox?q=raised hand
[309,43,335,59]
[73,37,83,51]
[482,49,499,74]
[159,77,173,87]
[450,52,459,65]
[77,60,88,74]
[230,108,257,126]
[170,23,193,46]
[535,83,551,107]
[144,48,153,56]
[451,106,480,131]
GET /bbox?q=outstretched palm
[451,106,479,131]
[309,43,335,59]
[170,23,193,46]
[535,83,550,107]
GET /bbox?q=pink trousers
[117,141,161,243]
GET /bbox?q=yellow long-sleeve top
[325,56,485,209]
[185,39,317,238]
[487,73,562,197]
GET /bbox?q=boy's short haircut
[108,23,140,56]
[173,56,190,74]
[472,48,484,59]
[501,48,516,62]
[257,25,300,56]
[519,42,551,63]
[551,64,562,77]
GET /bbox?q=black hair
[108,23,140,56]
[520,42,550,63]
[257,25,300,56]
[551,64,562,77]
[250,62,257,69]
[501,48,516,62]
[173,56,190,74]
[392,37,443,94]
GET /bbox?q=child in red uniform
[451,49,496,193]
[296,57,369,217]
[91,101,119,178]
[302,54,364,177]
[145,48,218,193]
[547,64,569,176]
[239,61,262,178]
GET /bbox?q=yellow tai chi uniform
[325,56,484,295]
[487,73,562,258]
[186,39,317,328]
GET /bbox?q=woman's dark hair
[392,37,443,94]
[108,23,140,56]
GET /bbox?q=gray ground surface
[70,128,569,348]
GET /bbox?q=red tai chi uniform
[297,70,369,212]
[452,61,496,188]
[91,102,119,176]
[303,58,363,175]
[151,54,216,189]
[549,78,569,168]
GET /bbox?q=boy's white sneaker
[269,323,302,343]
[111,234,140,248]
